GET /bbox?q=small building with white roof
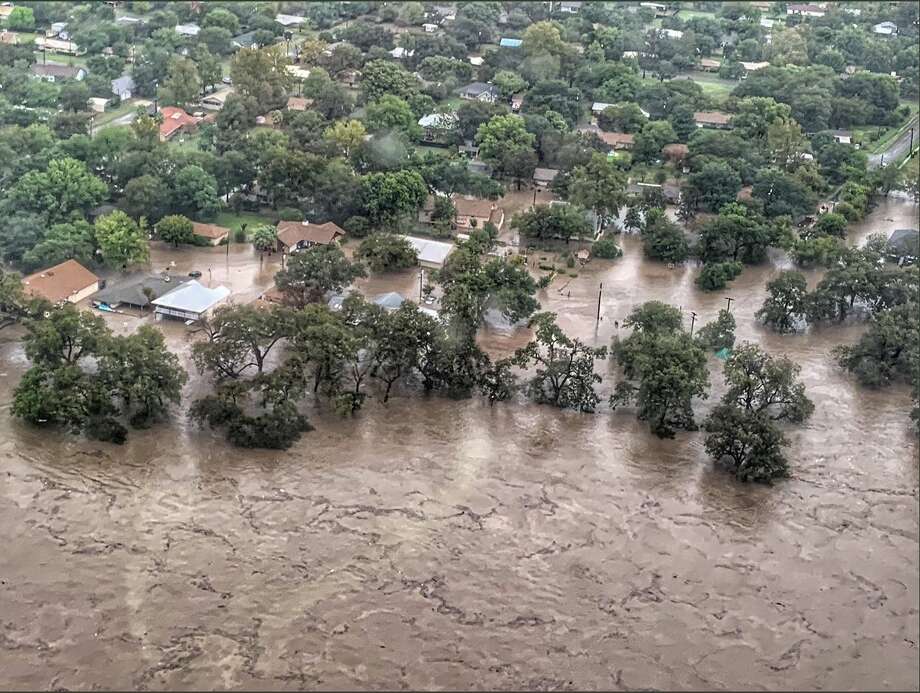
[151,280,230,322]
[401,236,455,270]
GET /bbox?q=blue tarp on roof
[500,38,522,47]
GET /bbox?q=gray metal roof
[152,280,230,313]
[94,274,190,308]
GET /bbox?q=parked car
[188,270,202,278]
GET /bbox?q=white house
[175,23,201,37]
[658,28,684,40]
[275,13,307,27]
[111,74,135,100]
[422,23,438,33]
[786,4,826,18]
[740,61,770,72]
[152,280,230,322]
[402,236,455,270]
[873,21,898,36]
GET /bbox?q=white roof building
[175,23,201,37]
[659,29,683,39]
[418,112,458,129]
[402,236,455,269]
[152,280,230,321]
[873,21,898,36]
[740,61,770,72]
[468,55,484,66]
[275,13,307,27]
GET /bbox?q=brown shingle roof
[694,110,732,126]
[286,96,313,111]
[276,221,346,248]
[192,222,230,240]
[22,260,99,304]
[597,131,635,147]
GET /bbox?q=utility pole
[689,311,697,336]
[910,127,915,154]
[419,268,424,300]
[596,282,603,324]
[724,296,734,312]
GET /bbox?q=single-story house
[591,101,650,119]
[418,112,457,143]
[0,30,19,45]
[658,28,683,40]
[499,38,523,48]
[115,15,144,27]
[510,93,524,112]
[111,74,135,100]
[622,51,639,59]
[402,236,455,270]
[372,292,406,312]
[232,31,260,49]
[93,274,190,310]
[533,168,560,187]
[830,129,852,145]
[627,181,682,204]
[286,96,313,111]
[30,63,86,81]
[152,280,230,322]
[175,23,201,37]
[468,55,484,67]
[88,96,109,113]
[389,46,414,59]
[276,221,346,253]
[275,13,307,27]
[34,37,83,55]
[873,21,898,36]
[422,23,439,33]
[23,260,101,305]
[46,22,68,38]
[640,2,678,17]
[286,65,312,80]
[0,6,14,19]
[200,88,234,110]
[159,107,200,141]
[699,58,721,72]
[459,81,499,103]
[694,111,733,129]
[886,228,919,263]
[454,197,505,231]
[192,222,230,246]
[740,60,770,72]
[597,131,635,150]
[786,4,825,17]
[559,1,582,13]
[760,17,775,28]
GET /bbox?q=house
[592,101,615,115]
[93,274,191,310]
[111,74,135,100]
[622,51,639,59]
[661,142,689,163]
[151,280,230,322]
[30,63,86,81]
[510,93,524,112]
[175,23,201,37]
[23,260,101,305]
[275,13,307,27]
[559,1,582,13]
[402,236,455,270]
[740,61,770,72]
[453,197,505,231]
[34,37,83,55]
[468,55,484,67]
[499,38,523,48]
[115,15,144,27]
[640,2,678,17]
[459,82,498,103]
[699,58,721,72]
[886,229,919,264]
[200,88,234,110]
[533,168,559,187]
[159,107,200,141]
[286,96,313,111]
[46,22,68,38]
[830,129,852,144]
[597,131,635,150]
[422,23,438,32]
[418,112,457,144]
[232,31,261,49]
[389,46,414,59]
[658,28,683,40]
[276,221,346,253]
[0,30,18,44]
[873,21,898,36]
[286,64,312,80]
[339,69,361,88]
[372,292,406,312]
[786,4,825,17]
[694,111,733,129]
[192,222,230,246]
[626,181,682,204]
[759,17,775,28]
[0,6,15,20]
[87,96,109,113]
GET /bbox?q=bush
[278,207,303,221]
[537,274,553,289]
[344,215,371,238]
[696,261,743,291]
[233,228,247,243]
[591,237,622,259]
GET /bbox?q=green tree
[98,325,187,427]
[695,309,736,351]
[475,114,536,165]
[696,261,743,291]
[274,245,366,308]
[721,343,814,423]
[633,120,677,163]
[21,220,96,273]
[511,204,592,243]
[5,158,107,223]
[513,312,606,412]
[757,271,808,333]
[833,302,919,390]
[94,210,150,269]
[641,210,689,264]
[359,170,428,228]
[60,81,91,113]
[159,56,201,106]
[156,214,194,247]
[610,301,709,437]
[324,119,367,157]
[364,95,416,134]
[355,234,418,273]
[230,46,294,109]
[597,103,647,134]
[194,304,296,378]
[171,165,220,220]
[686,161,742,213]
[120,175,169,222]
[493,70,528,98]
[23,303,110,367]
[7,6,35,31]
[703,405,790,482]
[251,224,277,253]
[361,59,419,102]
[567,153,626,230]
[809,212,848,239]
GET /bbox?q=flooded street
[1,198,918,690]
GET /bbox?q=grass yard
[676,9,717,20]
[92,100,138,128]
[213,210,277,238]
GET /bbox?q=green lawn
[213,210,277,238]
[92,100,138,128]
[676,9,717,20]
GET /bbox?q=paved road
[868,116,918,168]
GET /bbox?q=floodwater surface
[0,198,918,690]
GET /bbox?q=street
[868,116,919,168]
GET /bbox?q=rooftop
[152,280,230,314]
[23,260,99,304]
[402,236,455,266]
[94,274,190,308]
[276,221,346,248]
[192,222,231,240]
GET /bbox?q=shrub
[591,237,622,259]
[696,261,743,291]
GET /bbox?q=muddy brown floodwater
[1,198,918,691]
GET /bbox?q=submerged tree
[757,270,808,333]
[274,244,366,308]
[513,312,606,412]
[695,309,736,352]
